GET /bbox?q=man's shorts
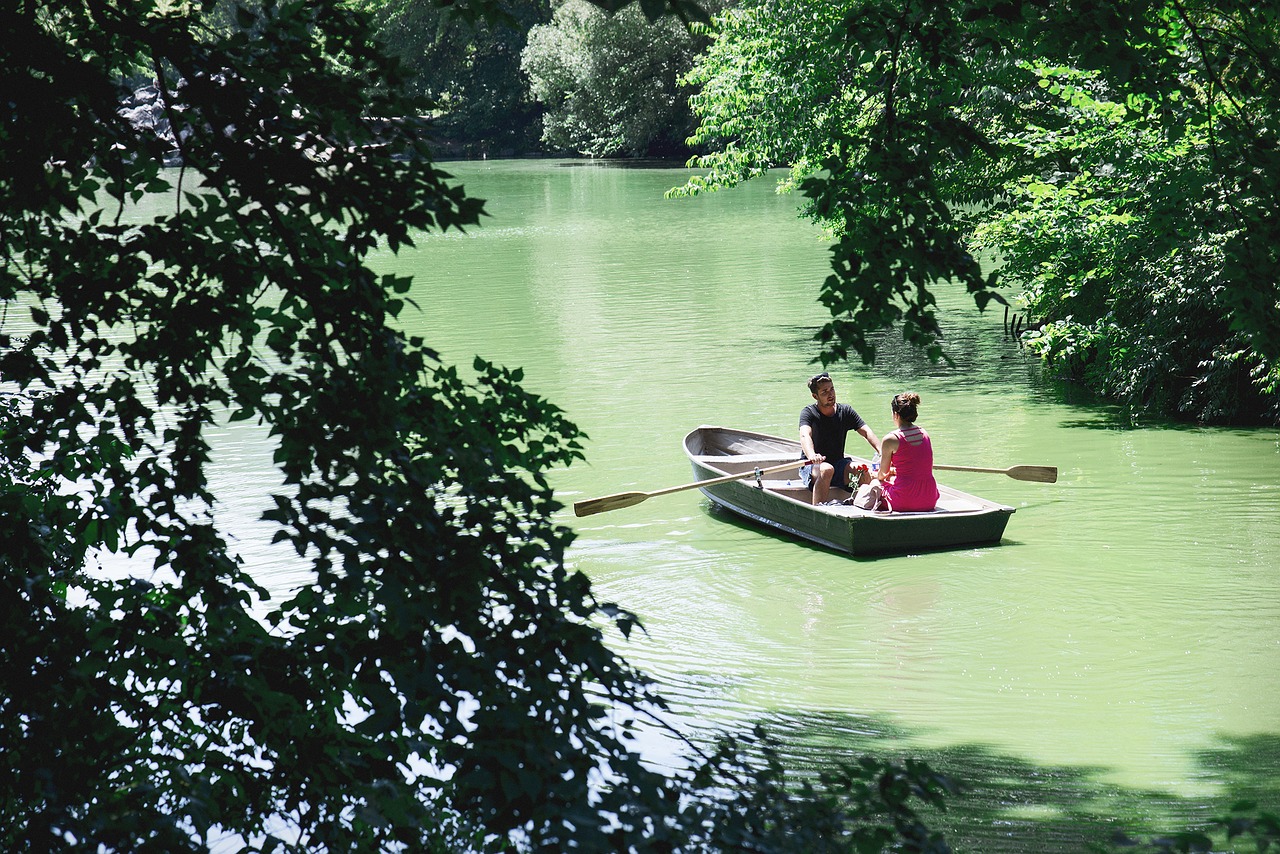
[800,456,854,491]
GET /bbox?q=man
[799,372,881,505]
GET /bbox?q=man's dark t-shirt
[799,402,867,461]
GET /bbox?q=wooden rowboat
[684,425,1015,556]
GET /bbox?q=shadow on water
[774,298,1184,430]
[704,502,844,559]
[780,318,1062,404]
[555,158,691,170]
[784,312,1277,433]
[1052,407,1280,433]
[745,710,1280,854]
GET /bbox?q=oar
[934,463,1058,483]
[574,459,805,517]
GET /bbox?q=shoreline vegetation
[3,0,1278,850]
[117,1,1280,426]
[383,0,1280,427]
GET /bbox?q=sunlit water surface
[103,160,1280,843]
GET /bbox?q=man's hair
[807,371,832,393]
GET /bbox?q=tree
[967,64,1273,422]
[1,0,664,847]
[675,0,1280,423]
[522,0,713,157]
[0,0,951,849]
[355,0,552,155]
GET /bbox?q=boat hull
[685,426,1014,556]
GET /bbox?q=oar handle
[646,459,804,497]
[574,459,805,517]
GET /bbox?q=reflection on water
[163,159,1278,836]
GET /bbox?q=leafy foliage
[966,54,1277,422]
[676,0,1280,422]
[0,0,666,848]
[521,0,712,158]
[674,0,1014,364]
[354,0,552,155]
[0,0,959,849]
[691,727,956,853]
[349,0,718,157]
[1108,801,1280,853]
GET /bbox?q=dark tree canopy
[0,0,659,847]
[0,0,954,849]
[356,0,552,155]
[7,0,1271,848]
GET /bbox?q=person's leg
[831,457,856,492]
[810,461,836,504]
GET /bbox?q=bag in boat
[849,480,885,510]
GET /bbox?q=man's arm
[856,423,881,454]
[799,424,823,463]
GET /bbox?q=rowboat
[684,425,1016,556]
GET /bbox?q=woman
[876,392,939,512]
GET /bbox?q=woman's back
[883,425,939,511]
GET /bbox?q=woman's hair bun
[891,392,921,419]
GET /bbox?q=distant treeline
[357,0,722,159]
[361,1,1279,424]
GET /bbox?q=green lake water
[374,160,1280,843]
[108,159,1280,845]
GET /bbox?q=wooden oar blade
[573,491,648,517]
[934,463,1058,483]
[1006,465,1058,483]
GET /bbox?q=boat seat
[754,481,984,514]
[694,453,796,464]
